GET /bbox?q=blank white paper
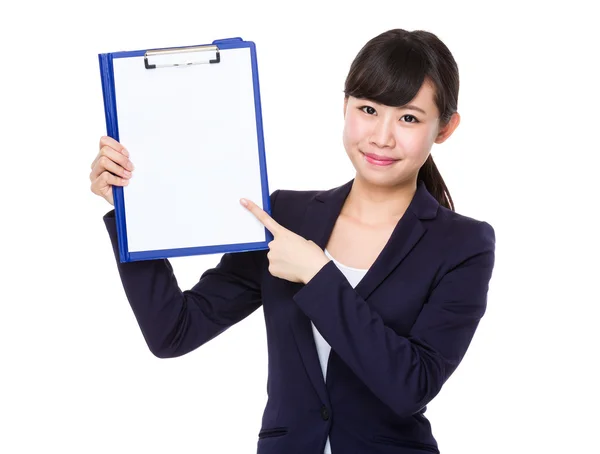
[112,47,267,253]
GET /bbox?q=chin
[357,163,418,188]
[355,170,401,188]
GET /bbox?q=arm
[103,190,280,358]
[292,221,495,417]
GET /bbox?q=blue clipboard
[99,37,272,263]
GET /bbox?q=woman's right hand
[90,136,135,206]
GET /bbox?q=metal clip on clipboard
[144,45,221,69]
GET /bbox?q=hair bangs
[344,40,428,108]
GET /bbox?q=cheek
[400,128,435,159]
[343,113,365,148]
[401,135,425,154]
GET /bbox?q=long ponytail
[418,155,454,211]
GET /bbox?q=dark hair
[344,29,459,211]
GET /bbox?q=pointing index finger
[241,198,282,235]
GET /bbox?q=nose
[369,116,395,149]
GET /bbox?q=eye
[401,114,419,123]
[359,106,377,115]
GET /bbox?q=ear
[343,96,349,117]
[434,112,461,144]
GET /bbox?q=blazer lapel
[288,181,353,406]
[355,186,437,299]
[289,178,439,401]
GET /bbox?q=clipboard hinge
[144,45,220,69]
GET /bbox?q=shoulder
[430,206,496,274]
[267,187,328,229]
[269,187,322,206]
[436,206,495,245]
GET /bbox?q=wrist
[303,256,331,284]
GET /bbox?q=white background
[1,1,598,453]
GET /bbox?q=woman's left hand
[241,198,330,284]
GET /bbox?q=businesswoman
[90,29,495,454]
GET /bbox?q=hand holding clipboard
[90,136,135,207]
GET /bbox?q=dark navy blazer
[103,179,496,454]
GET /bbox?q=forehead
[412,80,437,106]
[404,81,438,115]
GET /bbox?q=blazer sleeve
[103,190,279,358]
[292,220,496,418]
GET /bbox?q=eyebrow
[399,104,427,115]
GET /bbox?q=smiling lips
[362,152,399,166]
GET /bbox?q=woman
[90,29,495,454]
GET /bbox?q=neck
[341,175,417,226]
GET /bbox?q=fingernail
[123,148,129,157]
[240,198,248,207]
[127,161,134,170]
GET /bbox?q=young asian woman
[94,28,495,454]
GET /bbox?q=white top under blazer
[313,249,369,454]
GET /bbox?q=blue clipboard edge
[98,37,273,263]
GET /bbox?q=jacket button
[320,405,330,421]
